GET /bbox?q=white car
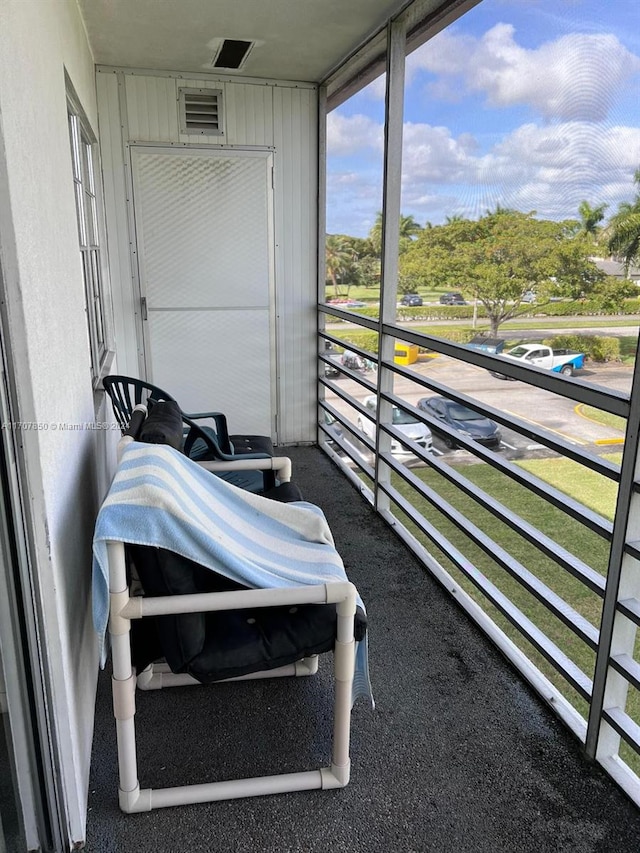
[357,395,432,458]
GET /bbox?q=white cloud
[327,115,640,233]
[326,112,383,155]
[401,122,479,184]
[478,122,640,218]
[413,23,640,122]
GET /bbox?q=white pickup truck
[491,344,585,378]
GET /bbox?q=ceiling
[77,0,409,84]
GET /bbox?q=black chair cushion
[138,400,184,450]
[127,545,366,683]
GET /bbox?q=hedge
[327,327,477,357]
[329,329,621,363]
[327,298,640,324]
[541,335,621,362]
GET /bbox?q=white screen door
[130,147,275,437]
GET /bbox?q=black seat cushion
[127,545,366,683]
[138,400,184,450]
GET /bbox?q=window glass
[67,90,111,382]
[324,73,386,319]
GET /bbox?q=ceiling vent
[178,87,224,136]
[211,39,254,70]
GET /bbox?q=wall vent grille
[178,88,224,136]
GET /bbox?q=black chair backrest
[103,375,176,432]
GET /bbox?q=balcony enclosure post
[317,84,329,449]
[375,19,406,513]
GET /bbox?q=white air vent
[178,88,224,136]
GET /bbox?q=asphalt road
[323,354,632,463]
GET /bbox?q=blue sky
[326,0,640,238]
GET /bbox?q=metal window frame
[66,77,114,386]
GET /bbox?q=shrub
[542,335,621,362]
[589,337,621,362]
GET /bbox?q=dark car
[417,395,501,449]
[321,410,343,447]
[400,293,423,306]
[439,291,467,305]
[324,360,341,378]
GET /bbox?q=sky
[326,0,640,238]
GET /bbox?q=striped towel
[92,442,372,706]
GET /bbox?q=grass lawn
[575,406,627,433]
[389,454,640,746]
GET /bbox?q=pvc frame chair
[107,411,357,812]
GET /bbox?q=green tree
[400,212,605,336]
[577,200,608,242]
[353,255,381,289]
[368,212,422,256]
[607,168,640,276]
[325,235,355,297]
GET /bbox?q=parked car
[321,410,343,447]
[417,395,501,449]
[521,290,537,303]
[400,293,423,306]
[341,351,374,372]
[439,291,467,305]
[324,359,341,378]
[358,395,432,458]
[467,335,505,355]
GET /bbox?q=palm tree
[577,200,608,242]
[368,212,422,255]
[325,235,355,297]
[606,169,640,276]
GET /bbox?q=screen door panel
[148,310,271,434]
[131,147,274,436]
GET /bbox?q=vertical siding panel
[145,77,156,139]
[273,85,318,443]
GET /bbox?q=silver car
[358,395,432,458]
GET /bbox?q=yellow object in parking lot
[394,342,418,365]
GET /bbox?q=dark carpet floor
[85,446,640,852]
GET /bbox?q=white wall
[0,0,111,845]
[97,69,319,444]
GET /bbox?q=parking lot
[323,353,632,462]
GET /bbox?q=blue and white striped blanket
[92,442,372,705]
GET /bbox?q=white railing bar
[610,653,640,693]
[379,473,600,650]
[384,487,593,699]
[618,597,640,627]
[602,706,640,756]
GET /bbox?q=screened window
[67,91,111,382]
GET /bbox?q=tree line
[326,169,640,336]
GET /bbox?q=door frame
[128,143,279,440]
